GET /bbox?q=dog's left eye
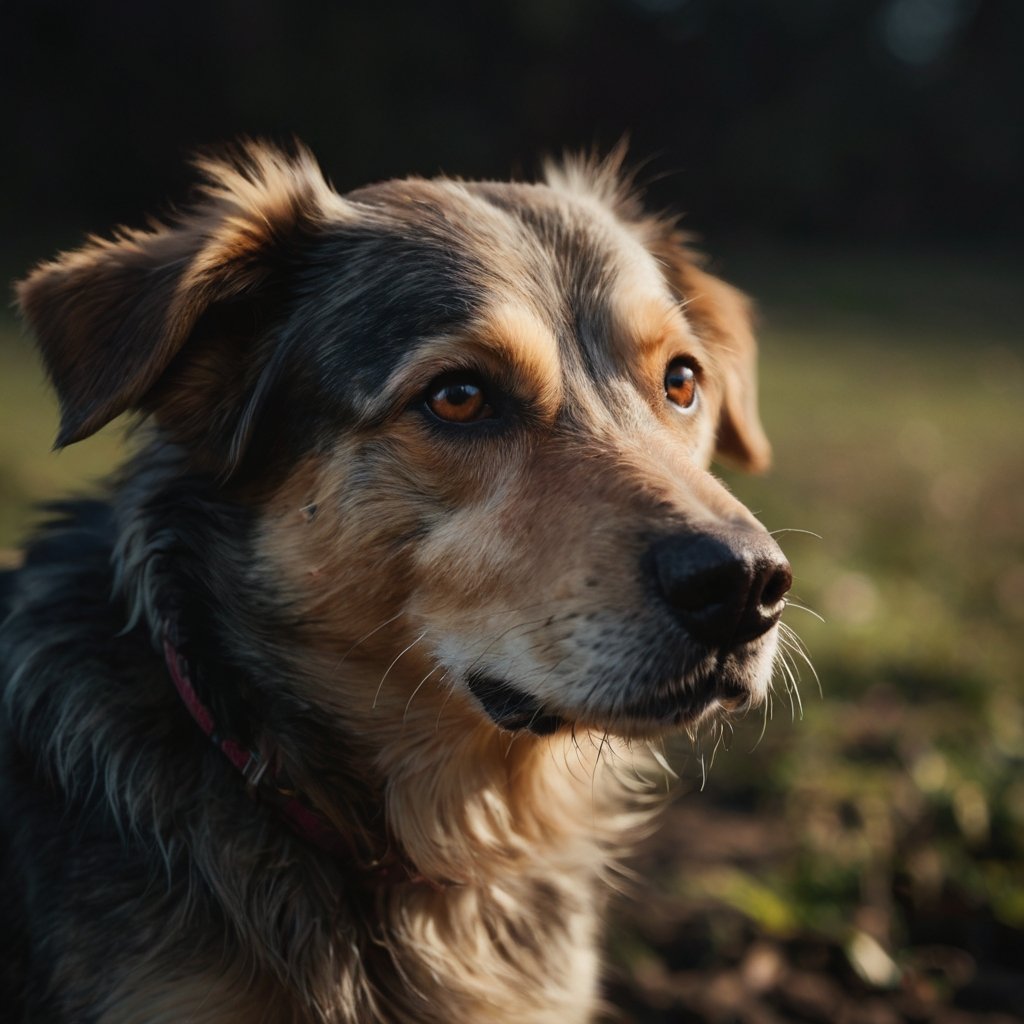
[665,357,699,411]
[425,373,494,424]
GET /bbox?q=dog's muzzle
[466,527,791,735]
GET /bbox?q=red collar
[161,618,446,888]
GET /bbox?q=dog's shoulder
[2,498,119,688]
[0,497,195,1020]
[0,499,119,1019]
[13,498,115,574]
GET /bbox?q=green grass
[0,330,123,551]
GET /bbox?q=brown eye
[665,357,698,411]
[426,375,492,424]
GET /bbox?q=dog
[0,142,791,1023]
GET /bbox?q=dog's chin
[465,670,755,740]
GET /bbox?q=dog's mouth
[466,670,750,736]
[466,673,568,735]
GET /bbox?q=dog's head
[18,142,790,744]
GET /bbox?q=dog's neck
[160,610,454,888]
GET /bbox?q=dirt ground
[606,795,1024,1023]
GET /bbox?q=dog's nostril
[650,531,790,649]
[759,561,793,609]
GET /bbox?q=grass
[2,246,1022,1017]
[0,331,122,550]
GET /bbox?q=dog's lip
[466,672,567,735]
[466,671,749,735]
[612,679,750,728]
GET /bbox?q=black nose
[650,529,792,648]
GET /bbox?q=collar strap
[161,618,446,887]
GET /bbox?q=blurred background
[2,1,1022,1020]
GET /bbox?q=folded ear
[655,237,771,472]
[16,141,342,458]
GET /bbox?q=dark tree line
[4,0,1021,249]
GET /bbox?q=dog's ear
[16,142,342,459]
[655,238,771,472]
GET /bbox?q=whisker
[336,597,574,678]
[769,527,823,540]
[779,622,822,699]
[776,641,807,720]
[504,726,529,760]
[592,729,611,806]
[782,654,802,720]
[403,662,444,724]
[332,610,404,674]
[559,729,578,775]
[460,614,563,686]
[750,686,774,752]
[433,671,457,732]
[569,724,585,772]
[773,643,799,716]
[645,741,677,788]
[373,630,427,709]
[785,600,826,623]
[708,720,727,771]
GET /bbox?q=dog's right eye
[425,373,494,424]
[665,356,699,412]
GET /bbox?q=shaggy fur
[1,142,790,1023]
